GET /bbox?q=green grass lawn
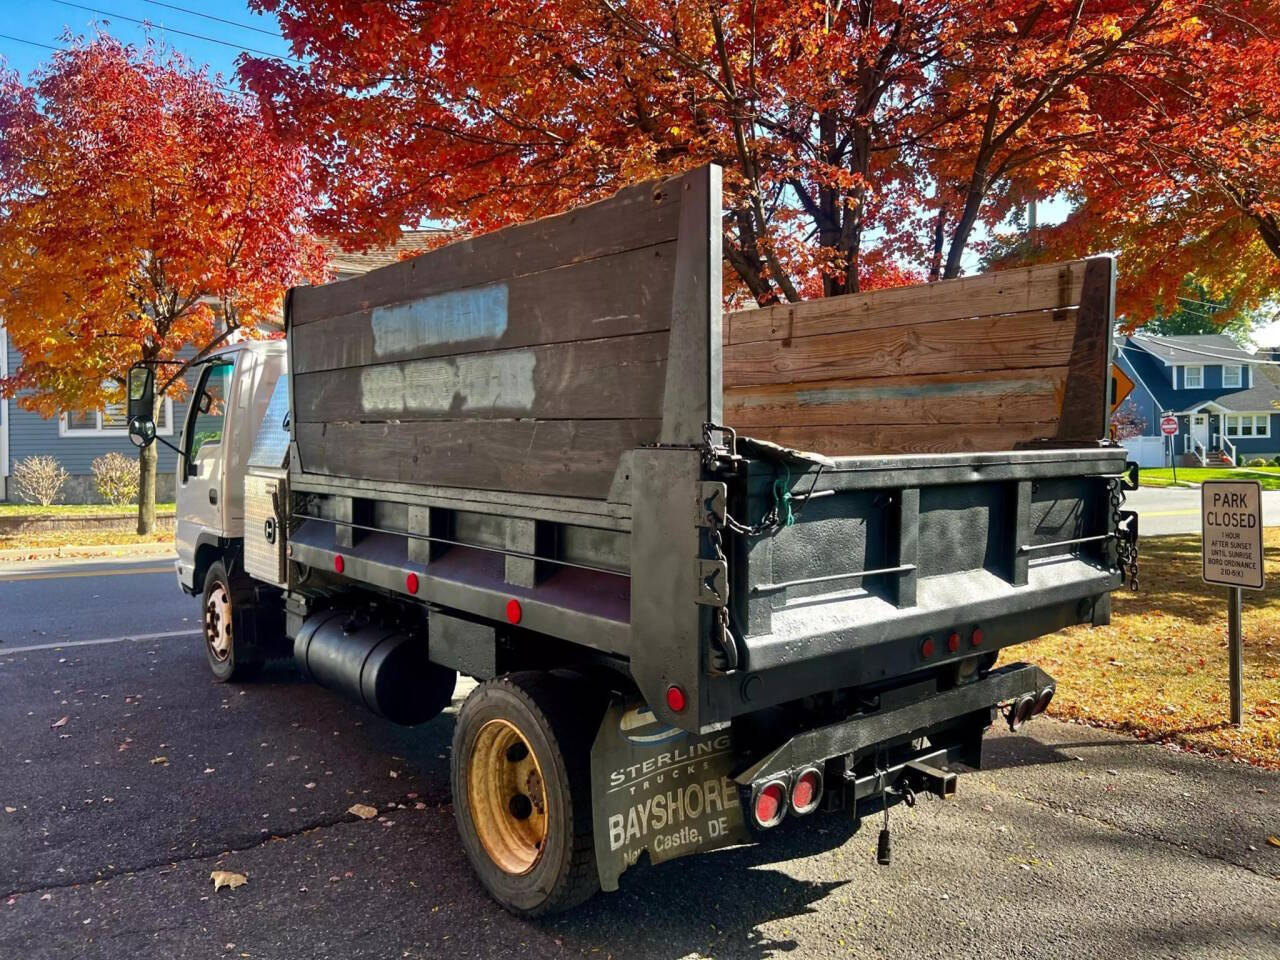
[0,502,175,517]
[1139,467,1280,490]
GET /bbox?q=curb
[0,543,176,564]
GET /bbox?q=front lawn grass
[0,529,172,550]
[1023,531,1280,768]
[1140,467,1280,490]
[0,502,175,516]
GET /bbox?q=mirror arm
[154,436,185,460]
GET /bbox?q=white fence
[1120,435,1168,468]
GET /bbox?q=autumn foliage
[244,0,1280,316]
[0,37,324,527]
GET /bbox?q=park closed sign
[1202,481,1264,589]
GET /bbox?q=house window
[1223,365,1242,388]
[1224,414,1270,438]
[1183,365,1203,389]
[61,397,172,437]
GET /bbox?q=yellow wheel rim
[467,718,548,876]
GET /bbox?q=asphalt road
[1125,485,1280,537]
[0,559,1277,960]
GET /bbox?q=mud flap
[590,698,751,891]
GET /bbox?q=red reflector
[665,684,687,712]
[505,599,522,624]
[971,627,984,646]
[947,632,960,653]
[754,782,786,827]
[791,770,820,812]
[333,555,344,574]
[405,572,419,594]
[920,637,935,658]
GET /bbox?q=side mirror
[127,365,157,449]
[128,416,156,449]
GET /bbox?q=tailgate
[717,446,1130,715]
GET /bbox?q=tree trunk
[137,439,157,535]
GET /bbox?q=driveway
[1,559,1277,959]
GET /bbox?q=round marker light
[1009,694,1036,730]
[665,684,687,713]
[971,627,984,646]
[405,572,419,595]
[920,636,935,658]
[947,631,960,653]
[753,780,787,828]
[333,554,345,574]
[505,598,522,624]
[790,767,823,815]
[1034,684,1056,715]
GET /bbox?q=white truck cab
[173,340,286,594]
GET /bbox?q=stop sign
[1161,414,1179,436]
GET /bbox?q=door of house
[1192,413,1210,453]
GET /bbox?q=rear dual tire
[451,672,608,917]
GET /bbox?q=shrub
[91,451,139,505]
[1247,457,1270,467]
[12,455,68,507]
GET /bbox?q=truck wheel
[202,561,261,683]
[451,672,606,916]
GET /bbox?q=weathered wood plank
[751,421,1059,456]
[295,419,661,499]
[727,259,1087,346]
[291,175,686,325]
[292,241,677,374]
[1055,257,1115,442]
[294,332,668,423]
[724,310,1077,387]
[724,367,1068,428]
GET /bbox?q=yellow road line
[0,565,172,582]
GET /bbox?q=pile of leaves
[1024,533,1280,768]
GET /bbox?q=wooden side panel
[722,256,1114,455]
[288,167,714,500]
[294,419,660,499]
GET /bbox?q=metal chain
[1110,478,1140,591]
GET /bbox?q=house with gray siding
[0,230,443,503]
[1113,333,1280,466]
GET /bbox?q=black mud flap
[590,699,751,892]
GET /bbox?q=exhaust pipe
[294,609,455,725]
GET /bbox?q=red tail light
[752,780,787,828]
[790,767,823,815]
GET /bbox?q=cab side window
[185,359,234,477]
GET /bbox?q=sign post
[1201,480,1264,726]
[1160,413,1179,482]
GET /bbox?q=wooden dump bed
[286,163,1112,505]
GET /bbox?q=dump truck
[126,164,1139,916]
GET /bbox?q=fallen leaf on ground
[210,870,248,892]
[1267,836,1280,848]
[150,756,168,765]
[4,807,15,814]
[50,716,68,729]
[348,803,378,820]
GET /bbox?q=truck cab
[171,341,286,596]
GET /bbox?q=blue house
[1113,333,1280,466]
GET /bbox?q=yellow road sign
[1111,364,1135,412]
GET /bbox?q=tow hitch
[905,760,957,798]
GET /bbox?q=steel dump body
[273,164,1126,738]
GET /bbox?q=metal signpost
[1160,413,1179,481]
[1201,480,1264,726]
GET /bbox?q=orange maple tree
[242,0,1268,310]
[0,36,324,531]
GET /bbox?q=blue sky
[0,0,291,84]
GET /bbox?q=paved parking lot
[1,559,1278,959]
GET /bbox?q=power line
[46,0,303,63]
[0,31,252,98]
[139,0,283,39]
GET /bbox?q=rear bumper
[734,662,1052,785]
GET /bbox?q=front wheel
[451,672,607,916]
[202,560,262,682]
